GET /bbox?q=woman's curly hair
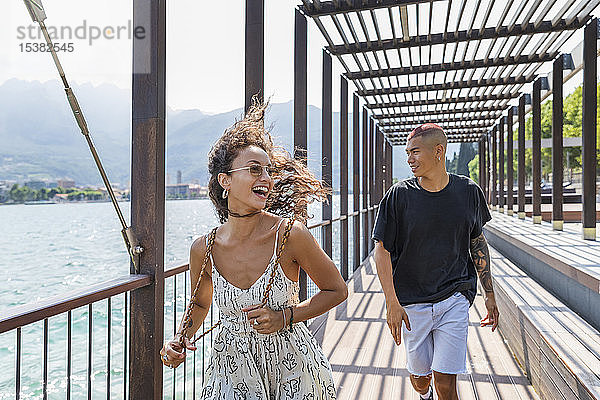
[207,100,330,224]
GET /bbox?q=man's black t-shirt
[372,174,491,306]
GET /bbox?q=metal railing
[0,206,378,399]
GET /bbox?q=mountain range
[0,79,411,187]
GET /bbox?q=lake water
[0,197,359,399]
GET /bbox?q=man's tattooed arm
[470,232,493,293]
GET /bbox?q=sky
[2,0,350,114]
[2,0,599,164]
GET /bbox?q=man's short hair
[407,123,447,147]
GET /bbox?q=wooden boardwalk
[309,255,539,400]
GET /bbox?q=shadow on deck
[309,255,538,400]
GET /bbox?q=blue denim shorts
[401,292,469,376]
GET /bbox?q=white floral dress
[199,220,337,400]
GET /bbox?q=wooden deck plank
[310,254,537,400]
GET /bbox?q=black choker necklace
[228,209,263,218]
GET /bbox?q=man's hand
[480,292,499,332]
[386,299,411,345]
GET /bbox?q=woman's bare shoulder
[191,234,208,256]
[287,219,313,246]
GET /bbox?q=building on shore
[57,179,76,188]
[166,183,207,199]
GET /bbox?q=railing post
[245,0,264,112]
[130,0,165,397]
[362,107,369,260]
[340,76,349,280]
[582,18,597,240]
[322,49,333,257]
[518,95,526,219]
[492,125,497,210]
[552,55,564,230]
[507,107,514,216]
[353,94,361,272]
[294,8,308,301]
[532,78,542,224]
[499,118,505,213]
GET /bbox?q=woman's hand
[160,334,197,369]
[243,304,285,334]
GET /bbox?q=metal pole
[369,117,375,252]
[498,119,505,213]
[375,127,384,204]
[552,55,564,230]
[293,8,308,300]
[130,0,165,397]
[322,50,333,257]
[390,141,393,186]
[340,76,349,280]
[353,94,361,272]
[532,78,542,224]
[518,95,526,219]
[486,132,491,203]
[244,0,264,112]
[362,108,369,259]
[582,18,597,240]
[507,108,514,216]
[479,137,485,196]
[492,126,497,210]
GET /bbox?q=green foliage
[2,184,105,203]
[447,143,476,177]
[511,83,600,182]
[469,155,479,183]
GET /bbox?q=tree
[469,155,479,183]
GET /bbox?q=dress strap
[271,218,286,260]
[207,228,217,270]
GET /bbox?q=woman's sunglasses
[227,165,277,177]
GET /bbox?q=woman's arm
[161,235,214,367]
[286,221,348,322]
[177,236,214,337]
[245,220,348,334]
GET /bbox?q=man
[372,123,499,400]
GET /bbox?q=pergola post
[340,76,349,280]
[362,107,369,259]
[390,142,394,186]
[518,95,526,219]
[375,127,384,203]
[353,94,361,271]
[486,132,491,203]
[498,118,505,213]
[130,0,165,397]
[369,117,375,252]
[582,18,597,240]
[507,107,515,216]
[293,8,308,301]
[552,55,564,230]
[321,50,333,256]
[492,126,497,210]
[532,78,542,224]
[244,0,264,112]
[478,140,484,189]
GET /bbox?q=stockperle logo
[16,19,146,46]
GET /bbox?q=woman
[160,102,348,399]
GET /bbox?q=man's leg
[402,303,435,397]
[410,373,432,396]
[431,292,470,400]
[432,371,457,400]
